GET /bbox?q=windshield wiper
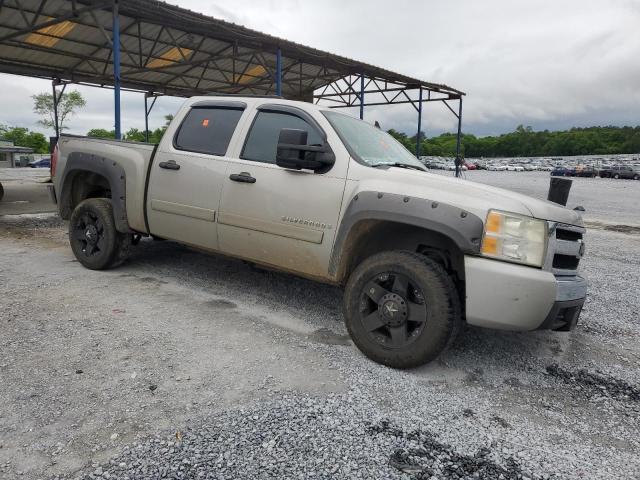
[372,162,426,172]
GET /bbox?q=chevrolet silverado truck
[50,95,587,368]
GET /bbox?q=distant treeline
[388,125,640,158]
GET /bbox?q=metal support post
[51,79,67,141]
[359,74,365,120]
[52,80,60,140]
[144,93,157,143]
[112,0,121,139]
[454,97,463,178]
[275,47,282,96]
[416,89,423,158]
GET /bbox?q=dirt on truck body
[51,95,587,368]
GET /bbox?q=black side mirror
[276,128,335,172]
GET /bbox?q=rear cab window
[241,110,323,164]
[174,106,244,156]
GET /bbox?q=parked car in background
[28,157,51,168]
[551,166,569,176]
[574,165,597,178]
[602,165,640,180]
[463,161,477,170]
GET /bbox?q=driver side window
[241,111,322,164]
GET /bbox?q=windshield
[323,111,425,169]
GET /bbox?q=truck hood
[371,167,584,227]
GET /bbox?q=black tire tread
[344,250,462,369]
[69,198,131,270]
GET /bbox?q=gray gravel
[1,172,639,480]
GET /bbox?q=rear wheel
[343,251,461,369]
[614,173,620,179]
[69,198,131,270]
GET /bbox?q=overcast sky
[0,0,638,138]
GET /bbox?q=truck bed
[54,135,157,233]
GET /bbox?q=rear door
[147,100,246,250]
[217,104,347,278]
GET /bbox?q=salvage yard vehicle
[49,95,588,368]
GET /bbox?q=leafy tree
[32,90,86,132]
[389,125,640,158]
[0,125,49,153]
[124,128,146,142]
[87,128,115,139]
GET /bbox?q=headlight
[481,210,547,267]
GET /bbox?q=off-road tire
[343,251,462,369]
[69,198,131,270]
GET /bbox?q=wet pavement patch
[306,327,351,346]
[546,363,640,402]
[203,299,237,309]
[367,419,531,479]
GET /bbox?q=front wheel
[343,251,461,369]
[613,174,620,179]
[69,198,131,270]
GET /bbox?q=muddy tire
[343,251,461,369]
[69,198,131,270]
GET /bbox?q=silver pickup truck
[50,95,587,368]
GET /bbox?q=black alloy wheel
[68,198,131,270]
[358,271,427,349]
[72,211,106,258]
[343,251,461,369]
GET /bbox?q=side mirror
[276,128,335,172]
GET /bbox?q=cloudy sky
[0,0,638,138]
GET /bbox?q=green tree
[32,90,86,132]
[0,125,49,153]
[124,128,146,142]
[87,128,115,138]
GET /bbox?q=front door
[217,106,347,278]
[147,103,246,250]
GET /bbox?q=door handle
[229,172,256,184]
[159,160,180,170]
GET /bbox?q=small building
[0,139,35,167]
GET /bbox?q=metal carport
[0,0,466,173]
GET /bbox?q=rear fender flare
[59,152,132,233]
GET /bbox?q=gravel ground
[0,172,639,480]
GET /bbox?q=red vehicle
[464,161,477,170]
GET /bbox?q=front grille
[544,223,586,276]
[553,254,580,270]
[556,228,583,242]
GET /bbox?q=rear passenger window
[241,111,322,164]
[174,107,243,156]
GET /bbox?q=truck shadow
[123,238,581,373]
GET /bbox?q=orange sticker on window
[202,119,209,127]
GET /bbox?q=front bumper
[464,256,586,331]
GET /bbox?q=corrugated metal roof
[0,0,464,100]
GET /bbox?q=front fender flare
[329,191,484,278]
